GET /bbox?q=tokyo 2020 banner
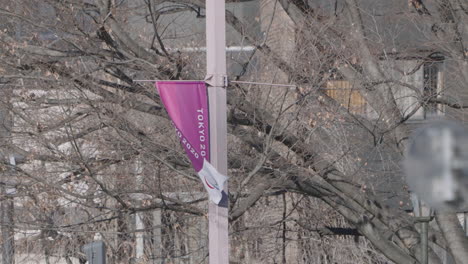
[156,81,228,204]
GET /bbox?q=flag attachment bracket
[204,74,228,88]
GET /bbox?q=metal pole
[134,159,144,262]
[83,241,106,264]
[421,221,428,264]
[2,156,16,264]
[1,198,15,264]
[206,0,229,263]
[1,192,15,264]
[152,209,162,264]
[464,212,468,237]
[415,216,432,264]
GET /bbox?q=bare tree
[1,0,468,263]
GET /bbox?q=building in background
[2,0,468,263]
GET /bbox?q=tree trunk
[1,189,15,264]
[436,212,468,264]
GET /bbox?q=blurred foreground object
[83,241,106,264]
[405,120,468,212]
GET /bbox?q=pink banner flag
[156,81,228,204]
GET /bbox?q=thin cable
[133,80,202,82]
[133,79,297,88]
[230,80,296,88]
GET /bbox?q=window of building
[423,61,442,118]
[391,60,443,120]
[323,80,367,115]
[322,60,443,120]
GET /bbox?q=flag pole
[205,0,229,263]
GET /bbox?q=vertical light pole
[411,193,432,264]
[2,156,16,264]
[206,0,229,263]
[134,159,144,262]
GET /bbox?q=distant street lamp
[405,120,468,212]
[405,120,468,264]
[411,195,433,264]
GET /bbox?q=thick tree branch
[436,212,468,264]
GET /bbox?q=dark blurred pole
[415,216,432,264]
[412,195,432,264]
[1,196,15,264]
[1,14,15,260]
[464,212,468,236]
[421,220,428,264]
[83,241,106,264]
[2,156,16,264]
